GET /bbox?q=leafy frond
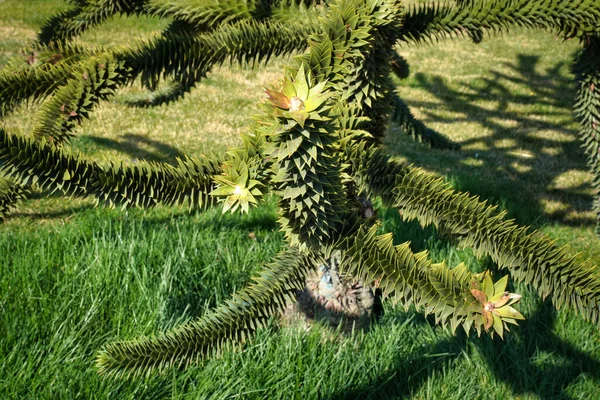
[400,0,600,46]
[32,55,131,144]
[358,148,600,326]
[390,93,460,150]
[0,128,222,210]
[572,34,600,234]
[37,0,147,45]
[96,248,314,377]
[339,224,523,336]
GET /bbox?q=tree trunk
[283,250,380,332]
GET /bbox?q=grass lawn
[1,1,600,398]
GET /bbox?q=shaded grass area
[2,204,600,399]
[1,0,600,399]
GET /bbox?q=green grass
[1,0,600,399]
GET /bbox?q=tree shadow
[327,299,600,399]
[475,300,600,399]
[387,53,594,227]
[85,133,184,164]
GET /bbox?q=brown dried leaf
[470,289,487,305]
[265,89,291,109]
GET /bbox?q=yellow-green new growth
[470,272,524,339]
[266,64,332,127]
[211,158,263,214]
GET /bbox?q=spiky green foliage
[38,0,145,45]
[573,34,600,235]
[37,0,256,45]
[297,0,405,140]
[0,57,78,116]
[339,224,524,337]
[0,128,222,209]
[351,146,600,325]
[3,7,318,115]
[1,0,600,381]
[266,64,348,250]
[400,0,600,45]
[32,56,130,144]
[0,15,317,211]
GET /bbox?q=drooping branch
[573,34,600,235]
[399,0,600,46]
[0,128,222,210]
[339,224,522,336]
[353,147,600,326]
[96,248,315,377]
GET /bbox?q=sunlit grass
[1,0,599,399]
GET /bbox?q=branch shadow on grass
[387,53,594,228]
[84,133,185,164]
[327,300,600,400]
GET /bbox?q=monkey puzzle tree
[0,0,599,378]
